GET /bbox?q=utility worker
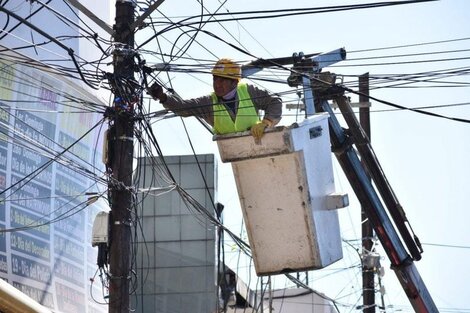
[148,58,282,139]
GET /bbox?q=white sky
[138,0,470,312]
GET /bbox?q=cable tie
[117,136,133,141]
[108,274,131,280]
[114,220,132,226]
[153,63,171,71]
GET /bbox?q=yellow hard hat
[212,58,241,81]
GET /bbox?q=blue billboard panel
[10,232,50,262]
[53,198,85,241]
[54,234,84,264]
[11,254,51,283]
[10,207,50,239]
[53,258,85,287]
[11,143,52,186]
[10,174,51,216]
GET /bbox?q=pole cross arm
[241,48,346,78]
[65,0,113,35]
[241,52,319,78]
[130,0,165,32]
[310,47,346,71]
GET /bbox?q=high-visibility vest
[212,83,259,135]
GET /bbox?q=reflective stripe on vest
[212,83,259,135]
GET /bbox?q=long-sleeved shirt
[162,84,282,127]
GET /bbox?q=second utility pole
[109,0,135,312]
[359,73,376,313]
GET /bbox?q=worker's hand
[147,82,167,103]
[251,120,270,140]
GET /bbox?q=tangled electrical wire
[2,0,470,311]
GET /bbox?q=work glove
[250,119,271,140]
[147,82,167,103]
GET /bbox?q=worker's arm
[247,84,282,126]
[147,83,214,125]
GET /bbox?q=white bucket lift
[215,113,348,275]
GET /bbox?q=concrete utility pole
[359,73,375,313]
[109,0,135,312]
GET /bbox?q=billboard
[0,47,108,313]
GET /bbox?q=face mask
[222,87,237,100]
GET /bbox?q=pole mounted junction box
[214,113,347,275]
[92,211,110,247]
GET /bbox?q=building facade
[134,154,218,313]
